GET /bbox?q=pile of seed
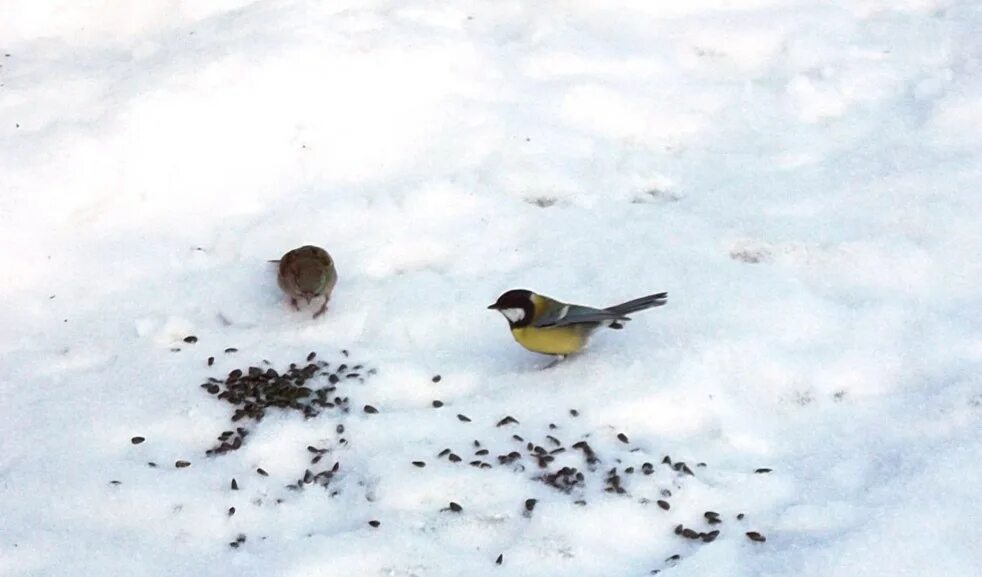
[411,411,771,571]
[199,351,373,456]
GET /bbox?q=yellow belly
[510,325,588,356]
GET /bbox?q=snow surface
[2,0,981,576]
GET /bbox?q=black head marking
[487,289,534,328]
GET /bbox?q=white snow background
[1,0,981,576]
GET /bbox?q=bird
[273,245,338,318]
[487,289,667,363]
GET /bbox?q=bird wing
[532,303,628,328]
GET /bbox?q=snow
[1,0,981,576]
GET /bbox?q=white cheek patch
[500,308,525,323]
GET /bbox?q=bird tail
[605,292,668,316]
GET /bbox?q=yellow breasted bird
[488,289,667,360]
[274,245,338,318]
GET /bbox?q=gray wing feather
[533,304,628,328]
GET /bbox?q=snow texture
[1,1,981,576]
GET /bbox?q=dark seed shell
[225,347,238,353]
[207,356,215,366]
[131,436,145,445]
[755,468,772,474]
[175,460,191,468]
[448,502,462,512]
[364,405,378,414]
[524,498,537,512]
[183,336,198,343]
[657,500,670,510]
[617,433,629,443]
[231,478,238,490]
[257,468,269,476]
[495,554,503,565]
[228,507,236,516]
[432,375,442,383]
[412,461,426,468]
[457,414,471,422]
[746,531,766,542]
[432,400,444,408]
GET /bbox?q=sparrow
[274,245,337,318]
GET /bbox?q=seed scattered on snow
[457,414,471,422]
[746,531,766,542]
[617,433,629,443]
[448,502,463,513]
[412,461,426,468]
[256,468,268,476]
[755,468,772,474]
[569,409,579,417]
[307,351,316,361]
[228,507,235,516]
[368,520,380,528]
[183,336,198,343]
[432,400,444,408]
[131,436,145,445]
[207,356,214,366]
[175,460,191,468]
[364,405,378,414]
[495,554,503,565]
[524,498,537,512]
[432,374,442,383]
[657,500,670,510]
[737,513,745,520]
[496,416,519,427]
[224,347,238,354]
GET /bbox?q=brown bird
[274,245,338,318]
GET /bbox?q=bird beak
[304,295,313,304]
[487,303,499,310]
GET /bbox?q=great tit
[273,245,338,318]
[488,289,667,360]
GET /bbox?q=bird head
[488,289,534,327]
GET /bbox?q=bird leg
[290,298,300,311]
[312,296,330,319]
[541,355,567,370]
